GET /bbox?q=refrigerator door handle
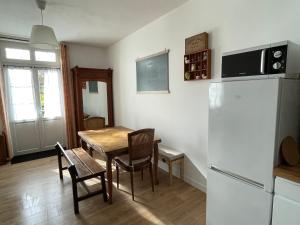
[260,49,266,74]
[211,166,265,190]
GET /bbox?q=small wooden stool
[159,145,184,185]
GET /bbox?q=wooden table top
[78,126,161,154]
[274,164,300,184]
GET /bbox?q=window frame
[0,40,60,68]
[0,40,64,122]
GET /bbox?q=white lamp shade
[30,25,58,50]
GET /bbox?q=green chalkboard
[136,51,169,93]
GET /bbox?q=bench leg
[71,179,79,214]
[57,149,63,180]
[100,174,108,202]
[168,161,173,185]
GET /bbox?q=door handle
[260,49,266,74]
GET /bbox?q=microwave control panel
[268,45,287,74]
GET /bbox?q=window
[7,68,36,121]
[1,42,62,121]
[5,48,30,60]
[35,51,56,62]
[1,41,65,153]
[38,69,62,118]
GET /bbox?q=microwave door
[222,49,268,78]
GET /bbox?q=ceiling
[0,0,188,47]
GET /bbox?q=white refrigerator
[206,78,300,225]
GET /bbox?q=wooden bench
[159,145,184,185]
[56,142,107,214]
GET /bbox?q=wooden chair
[83,116,105,130]
[114,128,155,200]
[56,142,107,214]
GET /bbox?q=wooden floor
[0,156,206,225]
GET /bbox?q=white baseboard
[184,174,207,193]
[158,163,207,193]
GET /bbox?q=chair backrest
[128,128,155,164]
[83,116,105,130]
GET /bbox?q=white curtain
[43,69,62,118]
[5,67,37,122]
[5,67,63,121]
[0,66,13,159]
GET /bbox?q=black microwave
[221,41,300,78]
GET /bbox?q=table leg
[106,155,113,204]
[153,143,159,185]
[81,139,88,151]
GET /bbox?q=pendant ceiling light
[30,0,58,50]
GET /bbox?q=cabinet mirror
[82,80,108,130]
[72,67,114,144]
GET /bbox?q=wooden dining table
[78,126,161,204]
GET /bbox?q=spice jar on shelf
[203,52,207,61]
[191,64,196,71]
[184,56,189,64]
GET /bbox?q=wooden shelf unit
[184,49,211,81]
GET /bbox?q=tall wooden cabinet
[72,67,114,145]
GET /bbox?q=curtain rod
[0,34,29,43]
[2,64,60,69]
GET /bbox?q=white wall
[68,43,109,69]
[107,0,300,191]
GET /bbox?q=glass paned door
[37,68,66,151]
[7,68,37,121]
[5,67,40,155]
[38,69,62,119]
[4,66,66,156]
